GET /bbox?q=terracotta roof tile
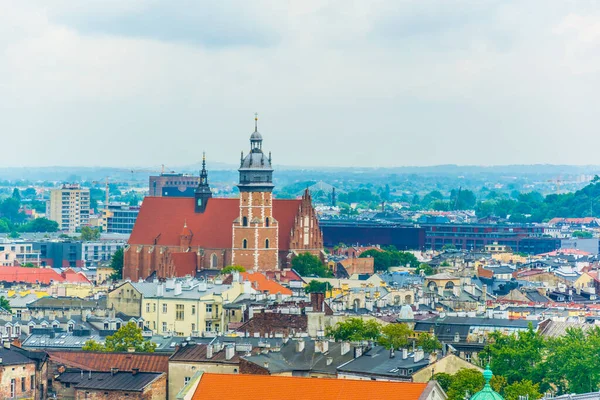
[129,197,302,250]
[241,272,292,295]
[47,350,169,373]
[191,373,429,400]
[0,267,65,284]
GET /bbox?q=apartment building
[48,184,90,233]
[0,240,41,266]
[107,277,253,337]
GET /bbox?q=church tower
[194,153,212,213]
[232,115,279,271]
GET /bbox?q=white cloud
[1,0,600,168]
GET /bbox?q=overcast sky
[1,1,599,168]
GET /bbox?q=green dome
[470,365,504,400]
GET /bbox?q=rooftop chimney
[110,368,118,376]
[295,339,305,353]
[166,278,176,290]
[225,345,235,360]
[414,347,424,363]
[389,348,395,358]
[174,281,182,296]
[3,341,10,349]
[206,344,213,359]
[156,283,164,297]
[315,340,329,354]
[132,368,139,376]
[402,348,408,359]
[341,342,351,356]
[263,362,269,369]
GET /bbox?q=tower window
[242,239,248,249]
[242,216,248,227]
[211,254,218,268]
[265,217,270,227]
[265,239,270,249]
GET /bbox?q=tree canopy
[304,280,332,294]
[359,248,419,271]
[291,252,332,277]
[109,248,124,280]
[325,318,381,342]
[0,296,11,312]
[221,265,246,274]
[80,226,101,241]
[82,322,156,352]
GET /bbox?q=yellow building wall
[142,283,244,337]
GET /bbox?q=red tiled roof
[47,350,169,373]
[241,272,292,295]
[191,373,429,400]
[477,266,493,279]
[264,269,303,284]
[0,267,64,284]
[62,268,92,284]
[128,197,301,250]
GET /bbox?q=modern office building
[149,173,200,197]
[422,223,561,254]
[32,241,83,268]
[101,203,140,234]
[320,220,426,250]
[48,184,90,233]
[81,239,126,267]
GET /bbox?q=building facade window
[162,304,167,314]
[11,378,16,398]
[211,254,218,268]
[242,216,248,226]
[146,303,150,312]
[206,304,213,313]
[30,375,34,390]
[242,239,248,249]
[21,377,26,392]
[191,305,196,315]
[184,376,191,385]
[176,304,185,321]
[162,322,167,333]
[265,217,270,227]
[265,239,269,249]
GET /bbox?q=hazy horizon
[2,1,600,168]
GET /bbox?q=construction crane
[91,177,129,211]
[547,176,563,194]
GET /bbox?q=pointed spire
[202,152,206,171]
[254,112,258,132]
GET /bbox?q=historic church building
[123,120,324,280]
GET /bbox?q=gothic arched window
[242,216,248,227]
[265,217,270,227]
[265,239,270,249]
[242,239,248,249]
[211,254,218,268]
